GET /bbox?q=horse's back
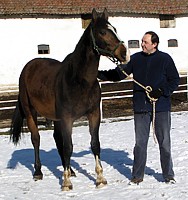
[21,58,61,77]
[20,57,62,92]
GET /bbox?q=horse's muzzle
[116,46,130,64]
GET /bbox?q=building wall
[0,15,187,85]
[0,18,84,85]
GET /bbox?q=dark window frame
[159,15,176,28]
[38,44,50,54]
[168,39,178,47]
[128,40,140,48]
[81,14,92,29]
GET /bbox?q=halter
[90,28,124,65]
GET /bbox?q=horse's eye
[99,30,106,36]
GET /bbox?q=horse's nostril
[121,52,126,60]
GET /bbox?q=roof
[0,0,188,17]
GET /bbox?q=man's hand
[149,89,163,99]
[97,69,121,81]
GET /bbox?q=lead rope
[145,86,158,144]
[117,65,158,143]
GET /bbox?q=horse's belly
[31,97,57,119]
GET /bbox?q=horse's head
[90,8,130,64]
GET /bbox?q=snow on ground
[0,111,188,200]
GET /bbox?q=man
[98,31,180,184]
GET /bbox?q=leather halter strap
[90,28,124,64]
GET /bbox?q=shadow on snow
[7,147,163,186]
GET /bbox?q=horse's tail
[10,95,25,145]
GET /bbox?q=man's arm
[97,69,121,81]
[161,56,180,97]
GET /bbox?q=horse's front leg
[88,108,107,188]
[53,121,76,177]
[59,119,74,191]
[95,155,107,188]
[62,168,72,191]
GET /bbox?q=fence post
[187,72,188,100]
[99,81,103,120]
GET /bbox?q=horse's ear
[92,8,98,21]
[102,8,108,20]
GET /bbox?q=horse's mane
[61,15,108,83]
[74,22,92,52]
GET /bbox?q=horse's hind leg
[87,108,107,188]
[26,109,43,180]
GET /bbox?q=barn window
[128,40,140,48]
[38,44,50,54]
[81,14,92,29]
[159,15,176,28]
[168,39,178,47]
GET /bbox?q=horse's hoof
[62,185,73,191]
[33,175,43,181]
[96,179,107,188]
[33,171,43,181]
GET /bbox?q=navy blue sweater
[117,50,180,112]
[98,50,180,112]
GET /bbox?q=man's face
[141,34,157,54]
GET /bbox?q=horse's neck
[82,48,100,82]
[73,29,100,84]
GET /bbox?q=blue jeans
[132,111,174,180]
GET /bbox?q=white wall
[0,18,84,85]
[0,16,187,85]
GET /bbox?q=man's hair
[145,31,159,49]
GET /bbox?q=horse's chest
[76,89,99,106]
[69,85,100,111]
[57,80,100,119]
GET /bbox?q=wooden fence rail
[0,73,187,122]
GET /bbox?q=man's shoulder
[157,50,171,58]
[157,50,176,68]
[131,51,143,59]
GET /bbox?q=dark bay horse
[10,8,130,191]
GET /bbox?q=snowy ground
[0,111,188,200]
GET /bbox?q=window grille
[38,44,50,54]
